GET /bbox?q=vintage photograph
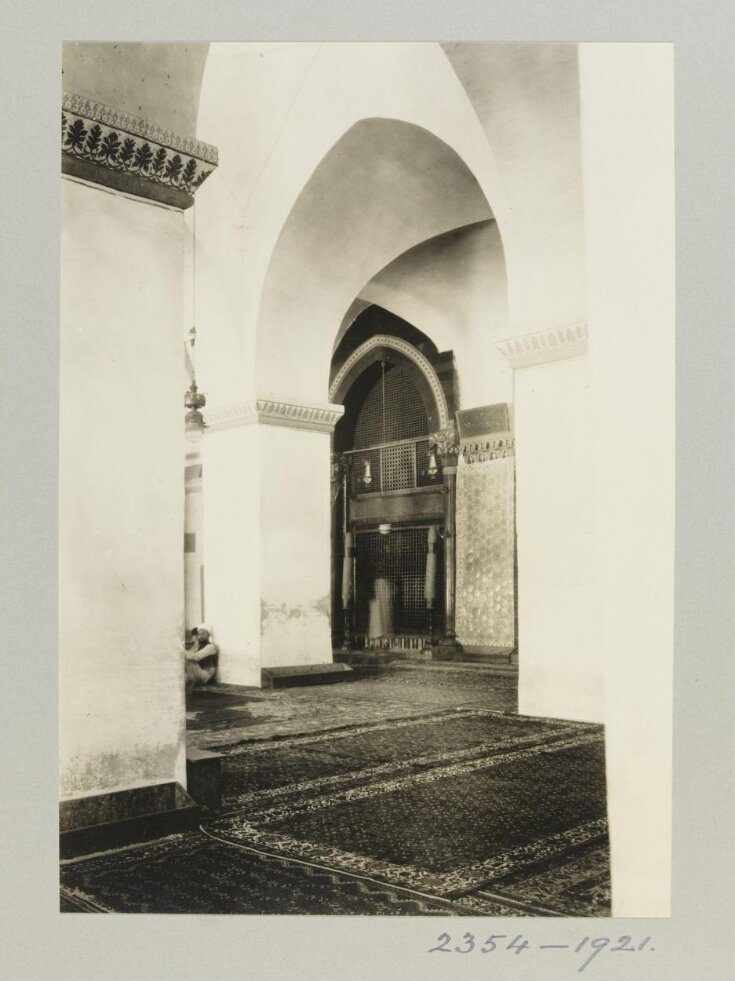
[58,41,674,919]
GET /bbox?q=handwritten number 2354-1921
[429,933,654,972]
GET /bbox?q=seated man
[185,624,219,693]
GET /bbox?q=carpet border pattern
[219,707,592,754]
[210,730,608,904]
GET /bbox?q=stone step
[335,649,518,673]
[59,782,200,859]
[261,663,355,689]
[393,658,518,676]
[186,747,223,813]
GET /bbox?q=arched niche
[331,336,450,436]
[330,336,450,653]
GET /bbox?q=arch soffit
[254,115,497,362]
[196,45,517,368]
[329,335,449,430]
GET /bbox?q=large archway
[194,45,515,691]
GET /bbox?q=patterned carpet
[219,710,579,808]
[60,834,476,916]
[470,839,612,917]
[61,708,610,916]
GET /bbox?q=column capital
[430,425,461,469]
[330,453,352,483]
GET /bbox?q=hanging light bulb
[427,449,438,477]
[363,459,372,487]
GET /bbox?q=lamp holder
[185,379,207,433]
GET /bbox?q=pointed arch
[329,334,449,430]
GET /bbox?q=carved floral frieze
[61,92,218,206]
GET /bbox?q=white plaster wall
[191,169,258,408]
[202,423,334,680]
[201,425,262,687]
[359,221,512,407]
[580,43,674,918]
[259,426,333,668]
[59,178,187,799]
[516,356,604,724]
[443,43,586,337]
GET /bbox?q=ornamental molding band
[203,401,258,432]
[461,433,515,465]
[205,398,344,434]
[497,322,588,370]
[257,398,345,433]
[329,335,449,429]
[61,92,219,210]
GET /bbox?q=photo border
[1,1,733,979]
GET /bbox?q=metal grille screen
[353,527,443,636]
[353,365,428,448]
[349,439,443,494]
[381,442,415,492]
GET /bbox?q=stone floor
[186,659,518,750]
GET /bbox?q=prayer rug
[60,833,493,916]
[60,711,609,915]
[210,712,609,916]
[218,708,594,811]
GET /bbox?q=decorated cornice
[497,322,588,370]
[461,433,515,464]
[329,334,449,429]
[61,92,218,210]
[204,398,344,435]
[203,401,258,432]
[257,398,344,433]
